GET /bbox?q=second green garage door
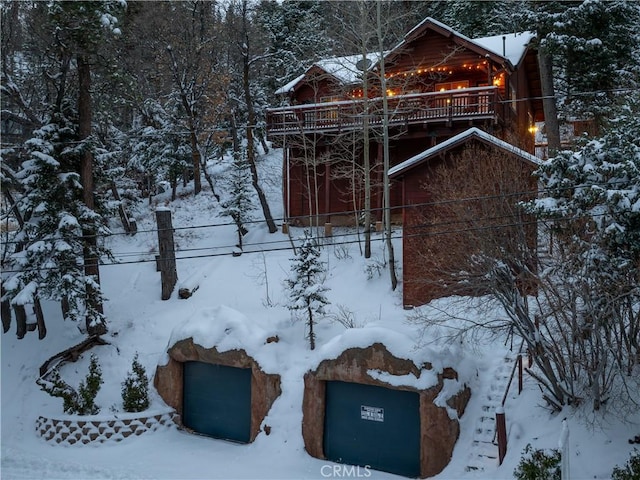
[182,361,251,443]
[324,381,421,478]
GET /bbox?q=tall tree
[286,230,330,350]
[226,0,277,233]
[220,150,255,251]
[48,0,124,335]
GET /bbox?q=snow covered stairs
[464,352,518,472]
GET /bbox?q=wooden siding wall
[285,144,403,225]
[400,143,538,307]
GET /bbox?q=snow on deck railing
[266,86,502,135]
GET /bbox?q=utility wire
[0,177,632,247]
[0,207,618,275]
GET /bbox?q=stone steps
[464,352,517,472]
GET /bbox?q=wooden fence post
[496,406,507,465]
[559,419,570,480]
[518,354,523,395]
[156,208,177,300]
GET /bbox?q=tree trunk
[242,39,277,234]
[1,283,11,334]
[307,306,315,350]
[360,4,372,258]
[188,129,202,195]
[34,297,47,340]
[13,304,26,339]
[376,1,398,291]
[77,54,106,336]
[538,50,561,158]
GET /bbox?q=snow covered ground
[1,148,638,479]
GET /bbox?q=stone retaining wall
[36,409,177,445]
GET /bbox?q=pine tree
[523,98,640,411]
[285,230,330,350]
[4,115,110,328]
[121,354,150,413]
[128,99,191,202]
[529,0,640,130]
[220,151,255,251]
[78,354,103,415]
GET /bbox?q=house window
[435,80,469,92]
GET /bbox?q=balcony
[266,86,505,137]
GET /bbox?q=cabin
[266,17,544,226]
[388,128,539,307]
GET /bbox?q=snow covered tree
[524,100,640,411]
[285,230,330,350]
[527,0,640,132]
[220,151,254,251]
[128,99,191,202]
[224,0,278,233]
[121,353,150,413]
[41,353,103,415]
[3,114,111,333]
[256,0,334,97]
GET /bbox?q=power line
[1,176,633,249]
[0,203,623,275]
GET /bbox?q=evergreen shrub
[121,354,150,412]
[611,449,640,480]
[41,353,103,415]
[513,444,561,480]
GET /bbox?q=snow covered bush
[612,449,640,480]
[121,354,150,413]
[285,230,330,350]
[41,354,103,415]
[513,444,561,480]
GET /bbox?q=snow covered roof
[395,17,534,68]
[275,18,536,95]
[275,73,305,95]
[275,53,381,95]
[388,127,540,178]
[473,31,536,67]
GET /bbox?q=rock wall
[154,338,281,442]
[302,343,471,478]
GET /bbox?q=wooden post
[13,304,27,339]
[156,208,177,300]
[34,297,47,340]
[324,222,332,237]
[559,419,570,480]
[375,221,383,232]
[518,354,523,395]
[282,223,289,235]
[1,283,11,334]
[496,406,507,465]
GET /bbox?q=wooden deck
[267,86,504,137]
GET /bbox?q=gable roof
[387,17,535,70]
[275,18,537,95]
[388,127,540,178]
[275,53,381,95]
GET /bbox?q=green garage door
[182,361,251,443]
[324,381,420,478]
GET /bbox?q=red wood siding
[399,141,538,307]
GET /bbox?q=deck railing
[267,86,503,136]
